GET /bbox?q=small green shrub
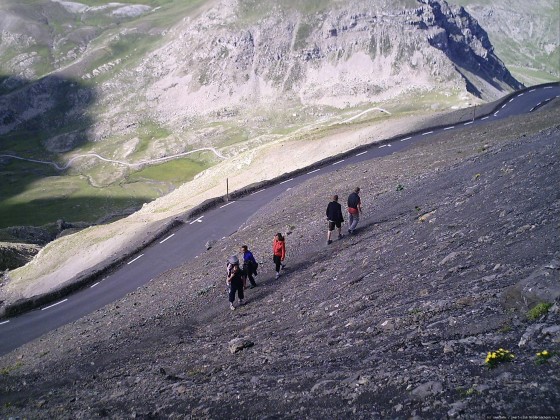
[526,303,552,321]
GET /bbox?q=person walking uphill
[226,255,244,310]
[241,245,258,288]
[347,187,362,234]
[272,233,286,279]
[326,194,344,245]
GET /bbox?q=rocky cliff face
[0,0,521,143]
[455,0,560,86]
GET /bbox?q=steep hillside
[0,0,524,232]
[0,100,558,418]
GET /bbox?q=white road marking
[494,111,499,116]
[42,299,68,311]
[529,89,536,92]
[307,169,321,174]
[422,131,433,136]
[400,137,412,142]
[90,282,100,288]
[127,254,144,265]
[189,216,204,225]
[509,98,514,103]
[251,189,265,195]
[332,160,345,165]
[443,126,455,131]
[518,93,524,96]
[355,151,368,156]
[501,104,507,109]
[0,320,9,325]
[464,121,473,125]
[220,201,235,208]
[280,178,293,184]
[482,116,489,120]
[544,86,552,89]
[159,233,175,243]
[379,144,392,148]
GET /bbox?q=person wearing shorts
[326,194,344,245]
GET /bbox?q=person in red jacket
[272,232,286,279]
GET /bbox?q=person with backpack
[326,194,344,245]
[272,233,286,279]
[240,245,258,288]
[347,187,362,234]
[226,255,244,310]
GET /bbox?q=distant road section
[0,147,225,171]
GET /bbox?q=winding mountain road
[1,84,558,356]
[0,147,225,171]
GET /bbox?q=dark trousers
[243,264,256,286]
[246,271,256,287]
[273,255,282,272]
[228,278,244,303]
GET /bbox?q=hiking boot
[281,263,285,270]
[338,233,344,239]
[230,303,235,311]
[327,239,332,245]
[275,272,280,279]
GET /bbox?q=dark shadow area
[0,195,150,235]
[0,74,104,233]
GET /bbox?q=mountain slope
[0,0,528,237]
[0,100,558,418]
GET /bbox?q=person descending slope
[347,187,362,234]
[240,245,258,289]
[326,194,344,245]
[272,233,286,279]
[226,255,245,310]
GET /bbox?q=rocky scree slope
[0,103,559,418]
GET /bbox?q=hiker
[326,194,344,244]
[226,255,244,310]
[347,187,362,234]
[240,245,258,288]
[272,232,286,279]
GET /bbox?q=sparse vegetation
[526,302,552,321]
[485,348,515,368]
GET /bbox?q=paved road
[1,84,558,356]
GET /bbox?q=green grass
[526,303,552,321]
[0,159,156,227]
[0,148,216,228]
[128,156,210,185]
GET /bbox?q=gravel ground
[0,102,559,419]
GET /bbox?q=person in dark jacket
[226,255,244,310]
[326,194,344,244]
[347,187,362,234]
[240,245,258,288]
